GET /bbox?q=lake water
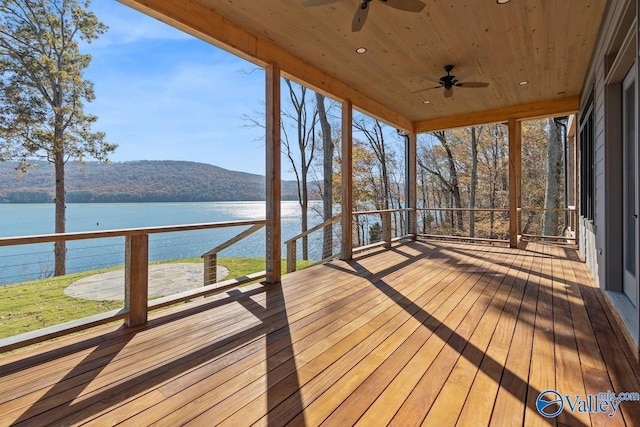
[0,201,327,285]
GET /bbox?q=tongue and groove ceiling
[121,0,607,131]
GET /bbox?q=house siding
[580,0,640,349]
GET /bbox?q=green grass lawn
[0,258,313,339]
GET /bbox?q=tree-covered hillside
[0,160,303,203]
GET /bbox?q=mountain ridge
[0,160,305,203]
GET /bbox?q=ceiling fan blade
[457,82,490,88]
[352,3,370,32]
[411,85,443,93]
[378,0,426,12]
[302,0,344,6]
[421,76,443,84]
[452,68,477,82]
[444,87,453,98]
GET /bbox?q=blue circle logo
[536,390,564,418]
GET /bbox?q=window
[579,92,595,221]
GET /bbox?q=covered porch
[1,240,639,426]
[3,0,640,425]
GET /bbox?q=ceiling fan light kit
[415,65,490,99]
[302,2,490,101]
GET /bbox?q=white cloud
[81,1,192,50]
[77,2,305,179]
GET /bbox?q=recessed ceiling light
[423,100,431,104]
[497,0,511,3]
[519,80,529,86]
[355,47,367,54]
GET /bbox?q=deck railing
[413,206,578,244]
[284,215,341,273]
[0,205,580,352]
[416,207,510,243]
[519,207,577,243]
[0,220,268,353]
[352,208,414,253]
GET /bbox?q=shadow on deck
[1,240,639,426]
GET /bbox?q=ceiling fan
[419,65,490,98]
[302,0,426,32]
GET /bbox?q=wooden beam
[415,97,579,133]
[508,119,522,248]
[118,0,413,132]
[408,132,418,238]
[125,234,149,326]
[265,63,281,284]
[341,100,353,260]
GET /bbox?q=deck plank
[0,240,638,427]
[421,247,519,427]
[523,243,558,427]
[300,246,511,427]
[454,246,533,426]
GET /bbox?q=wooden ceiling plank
[117,0,414,132]
[414,96,579,133]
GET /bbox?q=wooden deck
[1,240,639,426]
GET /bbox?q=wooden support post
[508,118,522,248]
[203,254,217,285]
[382,211,392,248]
[265,63,282,284]
[408,131,418,239]
[125,234,148,327]
[287,241,297,273]
[341,100,354,260]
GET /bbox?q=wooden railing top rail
[520,207,577,212]
[283,215,340,245]
[415,207,576,212]
[0,219,269,247]
[353,208,412,216]
[416,207,509,212]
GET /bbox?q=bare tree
[315,92,334,258]
[353,118,392,210]
[468,126,484,236]
[281,80,319,260]
[543,118,563,236]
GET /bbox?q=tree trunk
[435,132,464,231]
[543,119,563,236]
[301,168,309,260]
[469,127,478,237]
[54,145,66,276]
[316,93,334,259]
[419,167,428,233]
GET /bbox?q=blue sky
[82,2,268,177]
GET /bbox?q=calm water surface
[0,201,323,285]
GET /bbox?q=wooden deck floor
[1,240,640,426]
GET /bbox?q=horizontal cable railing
[0,219,269,353]
[519,207,577,243]
[416,207,510,243]
[284,215,341,273]
[352,208,414,253]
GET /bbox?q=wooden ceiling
[120,0,608,132]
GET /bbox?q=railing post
[508,118,522,248]
[287,240,297,273]
[265,63,282,283]
[125,234,148,327]
[383,211,392,248]
[408,132,418,239]
[341,100,354,260]
[203,254,217,285]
